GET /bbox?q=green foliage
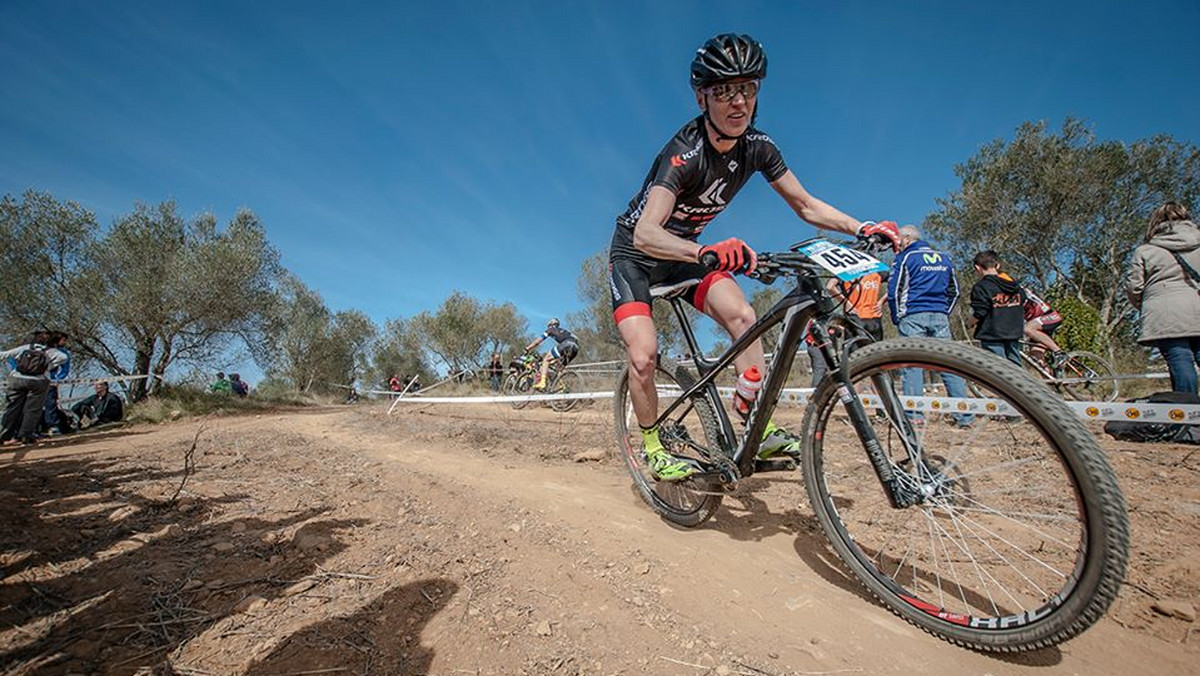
[1046,292,1104,353]
[372,317,434,388]
[125,382,316,424]
[411,292,527,375]
[925,119,1200,356]
[266,274,378,393]
[0,191,283,400]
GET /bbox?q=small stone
[233,594,268,613]
[572,450,607,463]
[1151,600,1196,622]
[715,667,731,676]
[508,523,521,533]
[535,620,553,636]
[181,579,204,591]
[212,541,235,553]
[231,522,247,534]
[107,505,139,522]
[638,562,651,575]
[168,410,182,420]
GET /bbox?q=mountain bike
[1019,343,1119,402]
[502,353,579,412]
[612,236,1129,653]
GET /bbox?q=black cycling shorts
[609,256,731,324]
[552,340,579,365]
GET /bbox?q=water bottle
[733,366,762,418]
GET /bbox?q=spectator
[41,332,75,435]
[210,371,232,394]
[1126,201,1200,394]
[487,353,503,391]
[229,373,249,397]
[827,270,888,342]
[389,375,403,393]
[1,330,70,445]
[71,380,124,427]
[887,225,973,427]
[968,251,1026,365]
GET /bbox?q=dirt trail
[1,402,1196,675]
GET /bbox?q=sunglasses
[703,80,760,102]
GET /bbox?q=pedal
[754,457,798,473]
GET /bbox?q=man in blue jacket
[888,225,973,427]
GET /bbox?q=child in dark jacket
[969,251,1026,364]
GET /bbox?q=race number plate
[797,240,888,281]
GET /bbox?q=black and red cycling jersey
[609,115,788,261]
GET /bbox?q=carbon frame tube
[653,285,820,475]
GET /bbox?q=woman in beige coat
[1126,202,1200,394]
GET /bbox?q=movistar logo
[923,253,942,264]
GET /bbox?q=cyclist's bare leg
[701,277,765,376]
[618,315,659,427]
[1024,320,1062,359]
[538,353,552,387]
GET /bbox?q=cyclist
[609,33,899,481]
[1022,286,1066,365]
[524,318,580,390]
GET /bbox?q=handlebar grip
[699,251,720,270]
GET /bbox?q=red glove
[698,238,757,274]
[858,220,901,252]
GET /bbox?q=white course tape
[385,384,1200,425]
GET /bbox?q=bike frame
[648,262,919,506]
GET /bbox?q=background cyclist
[609,33,899,481]
[1023,287,1066,365]
[524,318,580,391]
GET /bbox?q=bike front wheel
[800,338,1129,652]
[613,359,726,528]
[503,373,533,410]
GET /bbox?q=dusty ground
[1,398,1197,676]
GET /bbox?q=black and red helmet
[690,33,768,89]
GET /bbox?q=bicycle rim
[613,361,725,528]
[549,370,579,412]
[1058,351,1119,402]
[505,374,533,410]
[801,338,1128,652]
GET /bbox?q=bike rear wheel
[1056,350,1119,402]
[548,368,580,413]
[800,338,1128,652]
[613,359,726,527]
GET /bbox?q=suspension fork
[811,316,921,509]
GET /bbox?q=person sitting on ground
[2,330,71,446]
[229,373,249,397]
[968,250,1026,365]
[71,380,124,428]
[524,318,580,391]
[210,371,232,394]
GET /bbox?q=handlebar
[698,234,891,284]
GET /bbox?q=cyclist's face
[696,78,758,138]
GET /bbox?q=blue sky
[3,1,1198,373]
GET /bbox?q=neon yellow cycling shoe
[758,421,802,460]
[646,449,698,482]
